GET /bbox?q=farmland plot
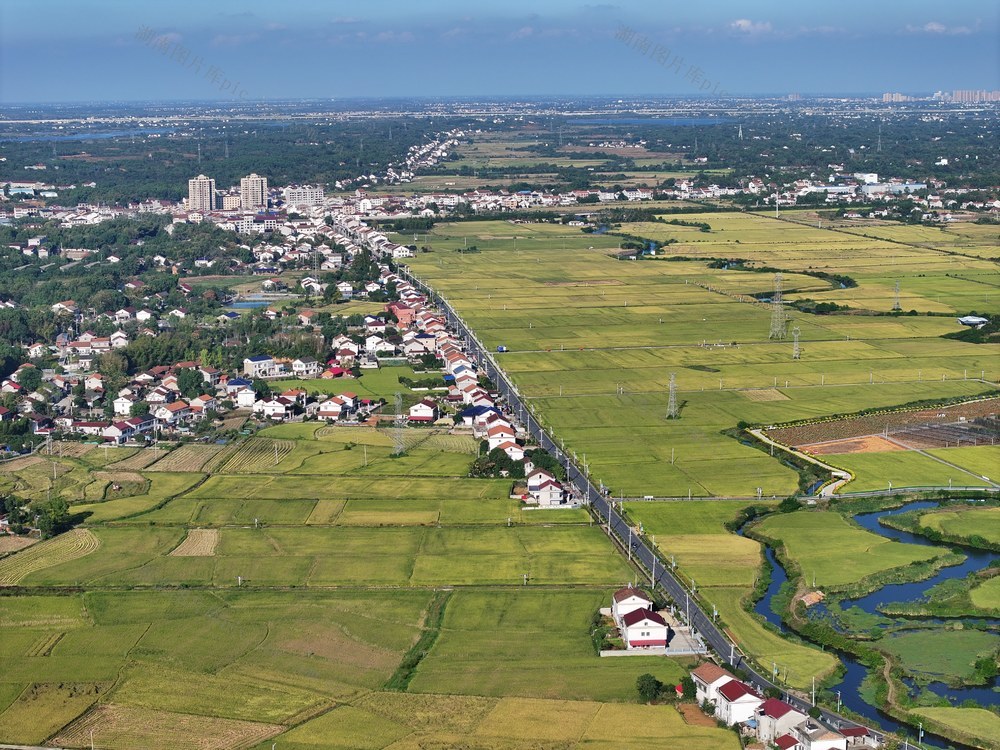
[0,530,101,586]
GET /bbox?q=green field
[405,214,997,497]
[826,450,994,493]
[912,707,1000,750]
[918,505,1000,545]
[0,419,698,747]
[410,589,686,701]
[754,511,943,589]
[970,577,1000,610]
[880,629,997,682]
[259,693,739,750]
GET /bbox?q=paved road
[400,267,889,744]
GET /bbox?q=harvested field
[677,701,718,727]
[742,388,789,402]
[802,435,906,455]
[0,529,100,586]
[215,439,294,474]
[768,397,1000,447]
[0,535,37,555]
[147,444,225,472]
[170,529,220,557]
[52,704,283,750]
[47,443,96,459]
[0,455,44,472]
[108,449,168,470]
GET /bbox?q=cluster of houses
[690,663,879,750]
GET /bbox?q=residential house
[407,398,438,423]
[715,680,764,726]
[794,721,847,750]
[154,400,191,425]
[755,699,807,746]
[292,357,321,378]
[691,663,737,707]
[317,396,347,421]
[620,608,670,650]
[243,355,277,378]
[611,587,655,624]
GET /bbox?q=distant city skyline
[2,0,997,103]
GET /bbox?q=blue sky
[2,1,997,102]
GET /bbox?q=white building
[240,173,268,209]
[188,174,216,212]
[715,679,763,726]
[611,587,654,624]
[283,185,325,207]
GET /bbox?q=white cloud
[510,26,535,40]
[729,19,773,36]
[904,21,975,35]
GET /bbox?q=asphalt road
[402,267,892,743]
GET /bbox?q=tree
[636,673,663,703]
[176,367,204,399]
[680,676,696,700]
[16,366,42,393]
[36,498,71,538]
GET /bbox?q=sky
[1,1,998,103]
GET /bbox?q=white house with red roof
[620,608,669,649]
[715,679,763,726]
[318,396,347,421]
[691,663,736,706]
[154,400,191,425]
[755,698,807,746]
[611,586,655,624]
[408,398,438,423]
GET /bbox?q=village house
[243,355,278,378]
[291,357,321,378]
[691,663,737,707]
[317,396,347,421]
[715,679,764,726]
[407,398,438,423]
[154,400,191,425]
[611,586,655,623]
[620,607,670,650]
[755,699,807,745]
[794,720,848,750]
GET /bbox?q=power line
[792,327,801,360]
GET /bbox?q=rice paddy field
[0,424,747,749]
[404,214,998,498]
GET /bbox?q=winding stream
[750,500,999,748]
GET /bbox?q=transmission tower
[666,373,679,419]
[769,273,788,340]
[392,392,405,455]
[892,279,901,311]
[792,327,801,359]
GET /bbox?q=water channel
[748,500,998,748]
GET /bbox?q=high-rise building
[240,173,268,209]
[187,174,216,212]
[283,184,325,207]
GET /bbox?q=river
[751,500,999,748]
